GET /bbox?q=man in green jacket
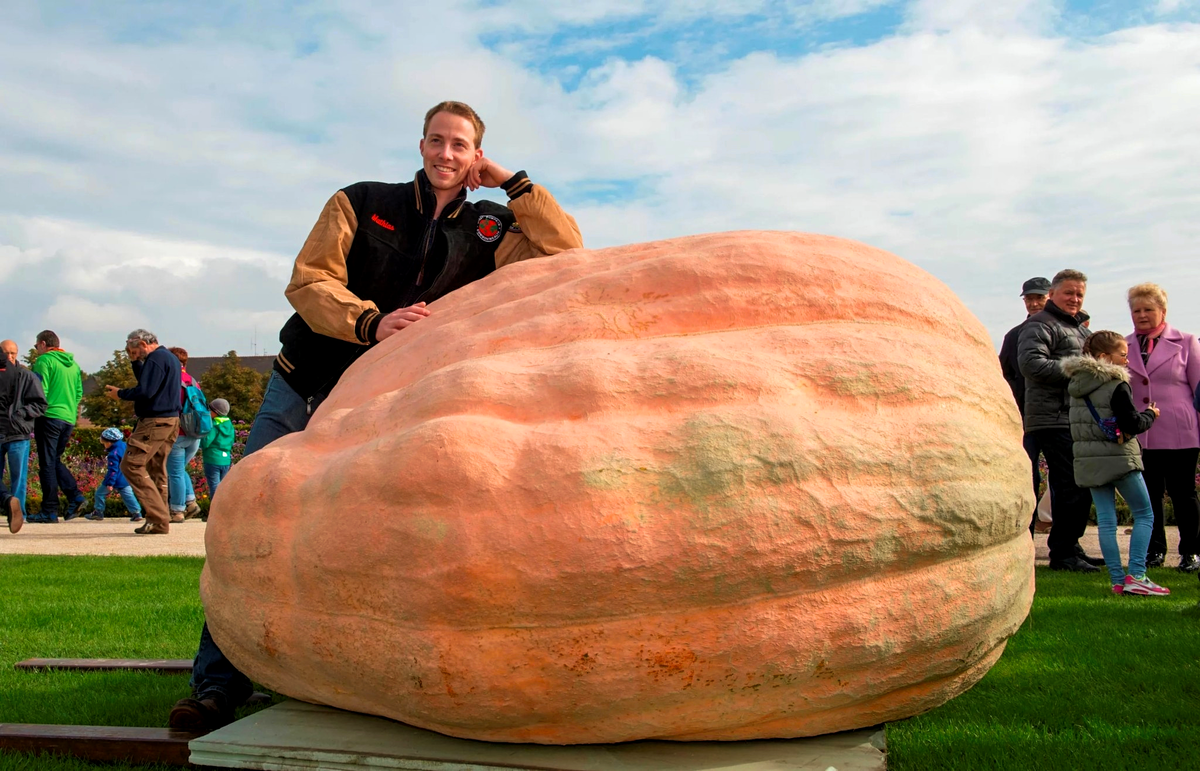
[29,330,85,523]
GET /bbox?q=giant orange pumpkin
[202,231,1034,744]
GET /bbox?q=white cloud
[1,0,1199,373]
[43,297,150,333]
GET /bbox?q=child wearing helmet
[86,427,144,522]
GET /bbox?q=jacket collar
[1042,300,1086,327]
[1127,324,1184,377]
[413,170,467,220]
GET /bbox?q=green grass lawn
[1,557,1197,770]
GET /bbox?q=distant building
[82,354,275,395]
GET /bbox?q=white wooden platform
[189,701,886,770]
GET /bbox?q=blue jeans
[34,417,82,516]
[1090,470,1155,585]
[92,484,142,517]
[191,372,311,704]
[0,439,30,514]
[204,463,231,498]
[168,434,201,512]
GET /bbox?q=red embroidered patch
[371,213,395,231]
[477,215,502,242]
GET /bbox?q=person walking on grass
[0,341,47,520]
[200,398,234,503]
[29,330,85,522]
[1065,331,1169,596]
[85,428,144,522]
[105,329,182,535]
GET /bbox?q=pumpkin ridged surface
[203,231,1034,744]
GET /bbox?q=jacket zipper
[414,217,438,286]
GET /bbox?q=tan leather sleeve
[494,185,584,270]
[284,191,380,344]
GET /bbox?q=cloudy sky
[2,0,1198,372]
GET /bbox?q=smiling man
[274,100,583,406]
[170,100,583,732]
[1018,269,1101,572]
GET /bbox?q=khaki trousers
[121,417,180,530]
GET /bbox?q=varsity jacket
[274,170,583,402]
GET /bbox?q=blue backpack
[180,384,214,438]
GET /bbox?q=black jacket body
[276,174,518,401]
[119,347,183,418]
[0,361,48,442]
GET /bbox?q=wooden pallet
[0,723,202,767]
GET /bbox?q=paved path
[1,517,207,557]
[0,518,1182,564]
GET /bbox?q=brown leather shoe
[170,512,186,523]
[184,500,203,519]
[6,497,22,534]
[169,696,234,731]
[134,522,170,535]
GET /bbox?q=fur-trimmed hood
[1065,355,1130,398]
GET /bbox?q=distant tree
[200,351,266,423]
[23,347,39,367]
[82,350,136,427]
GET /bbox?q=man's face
[1048,280,1086,316]
[126,341,146,361]
[34,340,48,355]
[1023,293,1047,315]
[1,343,17,364]
[419,111,483,193]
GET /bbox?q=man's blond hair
[423,101,485,148]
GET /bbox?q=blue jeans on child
[204,464,231,498]
[92,484,143,518]
[168,434,201,512]
[1089,470,1154,585]
[0,439,30,514]
[190,372,312,706]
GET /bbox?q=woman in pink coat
[1125,283,1200,571]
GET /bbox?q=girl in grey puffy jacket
[1065,331,1167,595]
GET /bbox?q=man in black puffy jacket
[1018,269,1102,572]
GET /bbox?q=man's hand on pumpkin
[376,303,431,341]
[466,157,514,191]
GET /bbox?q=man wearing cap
[1000,278,1050,534]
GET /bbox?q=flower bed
[11,423,251,515]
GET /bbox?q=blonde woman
[1125,283,1200,572]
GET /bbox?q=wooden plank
[0,723,203,767]
[15,658,193,672]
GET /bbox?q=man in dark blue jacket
[105,329,181,535]
[999,277,1050,534]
